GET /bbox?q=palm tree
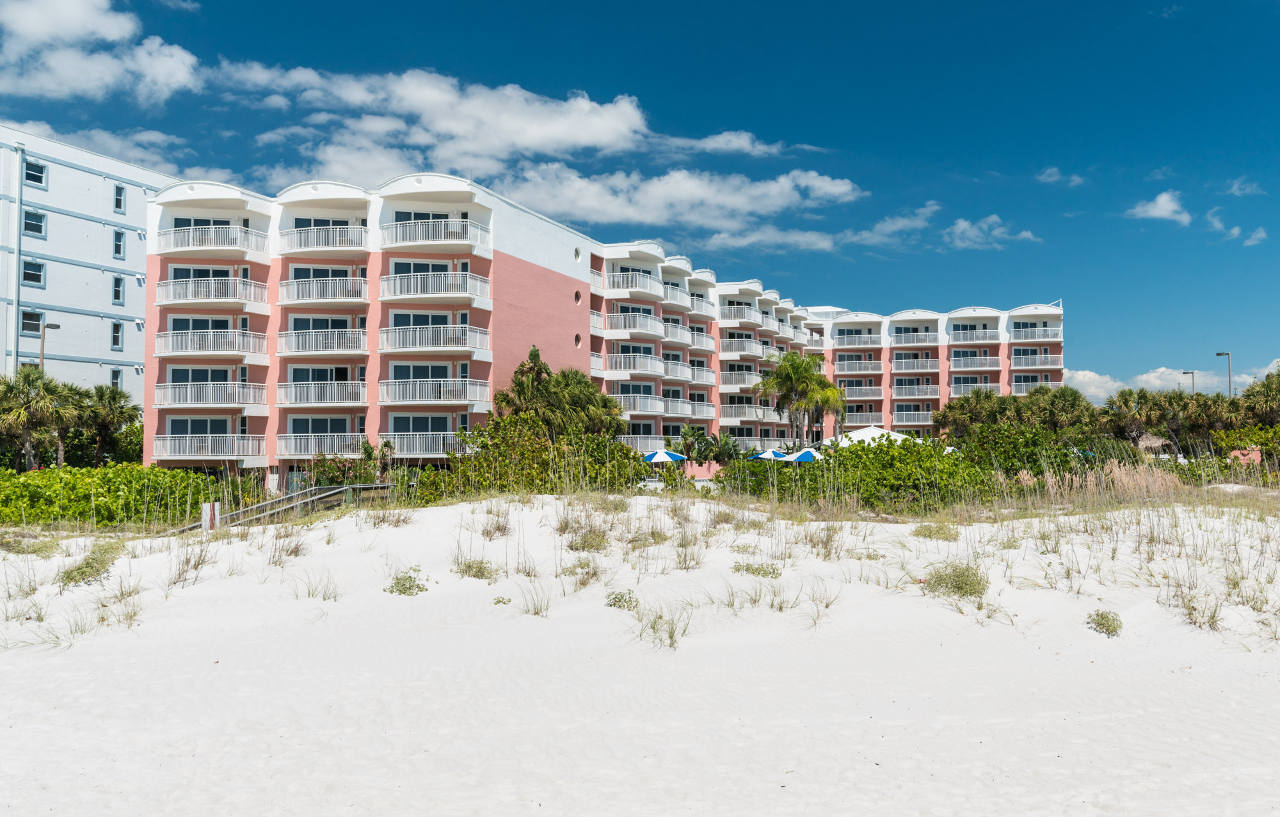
[494,346,625,440]
[1243,371,1280,426]
[754,351,840,445]
[85,385,141,465]
[0,367,60,470]
[49,381,91,467]
[799,381,846,444]
[678,425,712,463]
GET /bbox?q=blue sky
[1,0,1277,399]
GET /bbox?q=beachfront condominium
[140,173,1062,488]
[1,124,178,397]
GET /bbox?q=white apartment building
[1,124,177,398]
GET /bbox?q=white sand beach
[3,494,1280,816]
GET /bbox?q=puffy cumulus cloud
[841,201,941,248]
[1,118,234,180]
[1244,227,1267,247]
[491,163,864,232]
[1125,190,1191,226]
[940,214,1040,250]
[1225,176,1265,197]
[1130,366,1224,392]
[656,130,784,157]
[1035,166,1085,187]
[1064,361,1280,403]
[0,0,199,103]
[1064,369,1128,404]
[705,225,841,252]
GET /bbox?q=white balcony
[277,434,368,459]
[690,367,716,386]
[619,435,666,454]
[720,338,765,359]
[663,285,692,311]
[689,298,717,318]
[757,318,779,337]
[719,370,762,390]
[156,278,268,312]
[380,432,462,458]
[731,436,769,452]
[156,226,267,258]
[1010,355,1064,369]
[614,394,665,415]
[278,277,368,305]
[665,398,693,418]
[1010,327,1063,342]
[949,383,999,397]
[893,385,940,398]
[380,219,492,258]
[153,434,265,460]
[949,356,1001,370]
[378,325,490,356]
[804,333,825,350]
[663,323,693,346]
[605,354,665,377]
[590,353,605,377]
[720,306,763,327]
[949,329,1000,344]
[690,402,715,420]
[721,404,767,421]
[378,378,490,405]
[154,382,265,409]
[689,332,715,352]
[279,225,367,255]
[605,272,665,300]
[892,358,940,373]
[589,311,604,335]
[835,360,883,374]
[605,312,664,339]
[891,333,940,347]
[155,330,267,362]
[379,272,491,305]
[843,412,884,426]
[1012,381,1064,395]
[278,329,368,356]
[893,412,934,426]
[663,360,693,382]
[276,381,367,406]
[843,386,883,399]
[835,334,882,348]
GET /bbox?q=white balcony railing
[277,434,368,458]
[378,325,489,352]
[155,330,266,356]
[278,329,368,355]
[156,278,267,305]
[606,354,665,376]
[665,398,693,417]
[154,382,265,407]
[1012,381,1064,395]
[153,434,265,459]
[156,226,267,254]
[380,219,491,254]
[835,334,882,348]
[835,360,882,374]
[380,432,462,457]
[1010,355,1064,369]
[276,381,367,405]
[891,332,940,346]
[605,272,665,297]
[720,306,763,324]
[721,338,765,357]
[380,272,490,300]
[279,225,367,252]
[843,412,885,426]
[690,402,716,419]
[720,370,762,388]
[279,277,368,303]
[589,311,604,333]
[690,332,715,351]
[843,386,883,399]
[949,356,1001,370]
[690,367,716,386]
[663,285,692,309]
[893,412,934,425]
[949,383,999,397]
[619,435,666,454]
[613,394,665,415]
[663,323,692,345]
[589,353,604,374]
[892,358,940,372]
[378,379,490,404]
[893,385,940,398]
[721,404,765,420]
[690,298,716,318]
[664,360,693,381]
[1010,327,1063,342]
[606,312,664,335]
[949,330,1000,344]
[731,436,769,452]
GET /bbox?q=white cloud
[1206,206,1241,240]
[254,124,322,147]
[0,0,137,55]
[1035,166,1084,187]
[1225,176,1265,197]
[1244,227,1267,246]
[1,118,234,180]
[940,214,1040,250]
[153,0,200,10]
[658,130,784,157]
[705,225,840,252]
[1064,369,1128,403]
[1125,190,1191,226]
[1146,166,1174,181]
[841,201,941,247]
[1065,361,1280,403]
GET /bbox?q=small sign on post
[201,501,222,531]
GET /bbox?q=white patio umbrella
[825,426,911,447]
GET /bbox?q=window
[113,184,126,213]
[20,311,42,335]
[112,230,125,259]
[110,369,122,390]
[21,260,45,287]
[393,210,448,222]
[24,160,46,186]
[110,322,123,351]
[112,276,125,305]
[23,210,45,237]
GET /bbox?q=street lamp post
[1216,352,1233,398]
[39,322,60,371]
[1182,370,1195,394]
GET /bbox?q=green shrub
[493,595,512,606]
[732,561,782,579]
[606,589,639,611]
[384,567,429,596]
[1087,609,1123,637]
[453,555,499,583]
[912,522,960,541]
[924,562,989,600]
[57,540,126,587]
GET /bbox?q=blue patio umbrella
[752,449,788,460]
[782,447,824,463]
[643,449,687,464]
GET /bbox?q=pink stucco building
[142,174,1063,487]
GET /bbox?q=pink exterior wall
[490,249,589,391]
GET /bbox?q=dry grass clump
[567,527,609,553]
[268,524,307,567]
[1087,609,1123,637]
[923,561,988,601]
[559,556,602,591]
[0,533,59,558]
[452,549,499,583]
[295,571,341,602]
[56,540,125,588]
[912,522,960,542]
[732,561,782,579]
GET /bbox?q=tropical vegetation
[0,368,141,470]
[493,346,625,439]
[753,350,844,446]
